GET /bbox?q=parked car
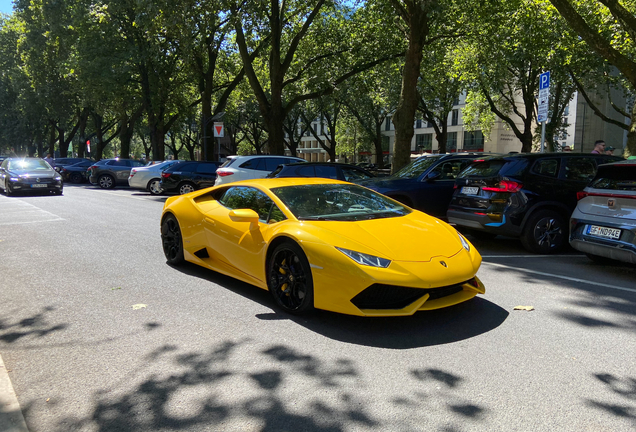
[52,157,90,172]
[160,178,485,316]
[267,162,375,182]
[128,160,183,195]
[214,155,306,186]
[570,160,636,264]
[160,161,222,195]
[356,153,492,218]
[447,152,622,253]
[88,158,145,189]
[0,157,63,196]
[59,159,94,183]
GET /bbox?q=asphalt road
[1,184,635,432]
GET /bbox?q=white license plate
[461,186,479,195]
[588,225,621,240]
[31,184,48,188]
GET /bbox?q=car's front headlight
[54,175,62,181]
[9,177,19,182]
[336,247,391,268]
[458,231,470,252]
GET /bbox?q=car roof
[226,155,304,160]
[213,177,350,189]
[279,162,363,168]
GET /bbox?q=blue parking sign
[540,71,550,90]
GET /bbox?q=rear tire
[148,179,163,195]
[161,214,184,265]
[520,210,566,254]
[69,172,83,183]
[98,174,115,189]
[178,182,196,195]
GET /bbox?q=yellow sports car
[160,178,485,316]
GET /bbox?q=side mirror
[425,171,442,182]
[229,209,260,223]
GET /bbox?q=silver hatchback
[570,160,636,264]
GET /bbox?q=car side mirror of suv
[424,171,441,182]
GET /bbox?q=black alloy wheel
[267,241,314,314]
[98,174,115,189]
[520,210,565,254]
[69,172,83,183]
[148,179,163,195]
[161,214,184,265]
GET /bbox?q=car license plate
[31,184,48,188]
[587,225,621,240]
[461,186,479,195]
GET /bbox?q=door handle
[205,217,215,225]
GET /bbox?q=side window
[564,157,597,182]
[296,166,316,177]
[196,164,218,174]
[178,163,197,172]
[342,167,372,181]
[131,160,144,167]
[531,159,559,178]
[264,158,288,171]
[315,165,338,179]
[219,187,286,223]
[431,161,465,180]
[239,158,263,170]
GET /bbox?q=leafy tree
[548,0,636,155]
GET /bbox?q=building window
[451,110,459,126]
[463,131,484,150]
[416,118,422,129]
[447,132,457,151]
[453,95,460,106]
[416,134,432,151]
[427,120,434,128]
[384,116,392,131]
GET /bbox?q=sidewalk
[0,354,28,432]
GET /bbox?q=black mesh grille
[351,282,466,310]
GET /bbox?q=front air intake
[351,283,465,310]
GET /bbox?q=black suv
[160,161,222,194]
[267,162,375,182]
[447,153,622,253]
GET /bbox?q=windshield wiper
[298,216,332,221]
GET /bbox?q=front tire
[148,179,163,195]
[161,214,184,265]
[178,182,196,195]
[98,174,115,189]
[520,210,566,254]
[267,241,314,315]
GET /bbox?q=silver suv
[214,155,306,186]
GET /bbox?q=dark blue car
[356,153,490,218]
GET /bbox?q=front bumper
[7,179,62,193]
[570,217,636,264]
[305,241,484,316]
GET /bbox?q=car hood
[8,169,56,178]
[301,212,463,261]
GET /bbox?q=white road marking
[92,189,156,202]
[483,261,636,294]
[0,198,64,225]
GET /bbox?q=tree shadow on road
[0,306,68,344]
[585,372,636,427]
[48,340,488,432]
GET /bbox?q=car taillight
[577,191,636,201]
[130,169,136,177]
[217,170,233,177]
[482,180,522,193]
[161,172,171,178]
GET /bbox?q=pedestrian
[591,140,605,154]
[44,153,55,167]
[604,146,615,155]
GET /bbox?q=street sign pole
[538,71,550,153]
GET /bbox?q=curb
[0,354,29,432]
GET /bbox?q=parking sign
[537,71,550,123]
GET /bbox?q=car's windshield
[8,159,50,170]
[590,165,636,191]
[271,184,411,221]
[392,156,440,179]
